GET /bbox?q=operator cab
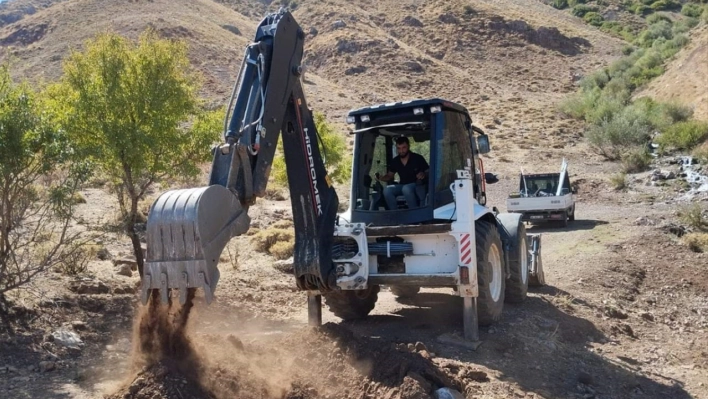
[345,99,491,227]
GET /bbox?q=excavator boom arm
[142,9,338,304]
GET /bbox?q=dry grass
[271,219,294,229]
[250,227,294,259]
[678,203,708,232]
[682,233,708,253]
[55,243,97,276]
[71,192,87,204]
[264,187,287,201]
[609,173,627,191]
[269,241,294,260]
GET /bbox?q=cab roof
[347,98,469,117]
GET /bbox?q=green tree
[272,112,352,187]
[48,31,217,275]
[0,64,89,299]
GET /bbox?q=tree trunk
[126,196,145,277]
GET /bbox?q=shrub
[622,45,636,55]
[692,142,708,163]
[625,64,664,87]
[636,20,672,47]
[587,113,652,159]
[621,147,653,173]
[607,49,644,78]
[269,241,294,260]
[625,98,691,131]
[650,0,680,10]
[672,17,699,35]
[55,243,96,276]
[683,233,708,253]
[646,13,671,24]
[610,173,627,190]
[585,93,627,124]
[464,5,476,14]
[630,3,652,15]
[659,102,693,124]
[584,11,604,26]
[601,21,636,41]
[559,88,601,119]
[603,76,633,98]
[656,35,689,58]
[250,227,294,253]
[656,120,708,151]
[580,70,610,91]
[568,0,587,6]
[0,65,90,296]
[552,0,568,9]
[572,4,598,16]
[679,203,708,231]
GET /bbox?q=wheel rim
[489,243,502,302]
[520,236,528,285]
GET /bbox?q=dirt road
[1,161,707,399]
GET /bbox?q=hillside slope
[638,25,708,121]
[1,0,625,139]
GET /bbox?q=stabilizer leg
[463,297,479,342]
[307,292,322,327]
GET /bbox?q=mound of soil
[107,306,484,399]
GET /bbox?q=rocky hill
[1,0,625,148]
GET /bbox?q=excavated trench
[106,289,478,399]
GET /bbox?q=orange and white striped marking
[460,233,472,265]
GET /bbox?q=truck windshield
[519,174,570,197]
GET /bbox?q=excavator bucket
[141,183,250,305]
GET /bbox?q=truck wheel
[569,207,575,221]
[499,218,528,304]
[475,221,505,325]
[561,213,568,228]
[389,286,420,298]
[323,285,379,320]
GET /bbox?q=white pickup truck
[506,159,576,227]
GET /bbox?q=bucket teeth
[140,274,152,305]
[140,184,251,305]
[179,273,189,305]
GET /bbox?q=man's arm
[378,171,395,182]
[416,154,430,180]
[378,158,397,182]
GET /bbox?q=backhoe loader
[141,8,544,342]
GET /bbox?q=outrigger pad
[141,185,250,305]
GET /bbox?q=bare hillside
[0,0,256,100]
[638,25,708,121]
[1,0,624,139]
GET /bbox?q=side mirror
[477,134,491,154]
[484,172,498,184]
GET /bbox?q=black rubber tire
[323,285,379,320]
[561,213,568,228]
[569,207,575,221]
[503,220,529,304]
[389,286,420,298]
[475,221,505,326]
